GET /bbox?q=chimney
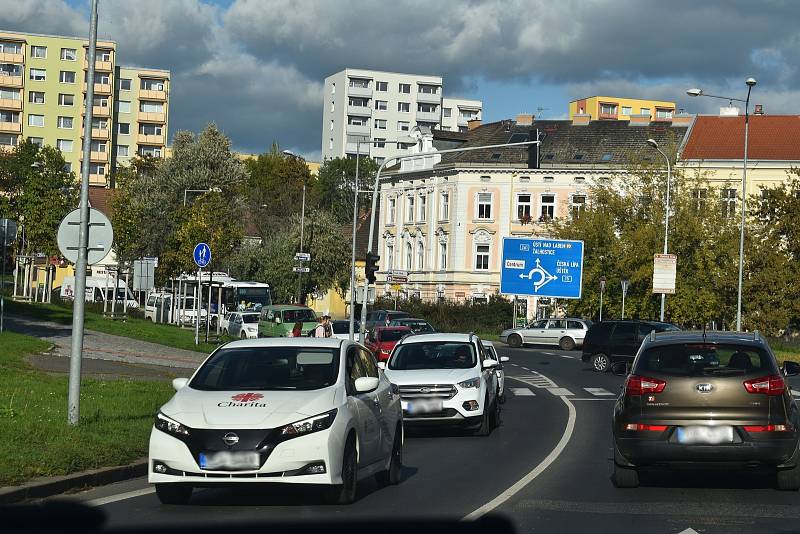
[527,128,540,169]
[754,104,764,115]
[720,106,740,116]
[467,119,482,130]
[628,113,651,127]
[572,113,590,126]
[516,114,533,126]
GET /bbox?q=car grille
[399,384,457,400]
[405,408,459,419]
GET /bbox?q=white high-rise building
[321,68,482,163]
[441,97,482,132]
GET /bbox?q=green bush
[371,294,513,335]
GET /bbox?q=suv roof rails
[649,329,657,342]
[753,330,760,342]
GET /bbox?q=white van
[144,291,207,326]
[60,276,139,309]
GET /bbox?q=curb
[0,458,147,505]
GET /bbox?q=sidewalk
[4,314,208,370]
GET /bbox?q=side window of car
[347,346,366,393]
[567,320,583,330]
[475,340,486,363]
[532,320,548,329]
[358,348,379,378]
[610,323,637,343]
[549,320,566,329]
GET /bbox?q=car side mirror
[782,361,800,377]
[354,376,379,393]
[482,359,499,369]
[172,377,189,391]
[611,361,629,376]
[500,356,510,363]
[377,361,386,370]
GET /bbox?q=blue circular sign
[193,242,211,268]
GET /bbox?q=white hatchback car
[149,338,403,505]
[220,311,260,339]
[382,333,501,436]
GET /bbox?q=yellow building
[569,95,676,121]
[0,30,170,185]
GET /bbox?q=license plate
[403,399,443,414]
[199,451,260,470]
[676,425,734,445]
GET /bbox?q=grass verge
[769,338,800,364]
[7,300,217,354]
[0,331,173,487]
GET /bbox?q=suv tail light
[743,375,786,396]
[744,424,791,432]
[625,423,667,431]
[625,375,666,396]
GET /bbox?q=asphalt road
[58,345,800,533]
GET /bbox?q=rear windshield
[380,329,408,342]
[389,341,476,370]
[635,343,776,377]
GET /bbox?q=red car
[365,326,412,362]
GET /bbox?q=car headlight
[458,377,482,389]
[154,412,190,437]
[278,409,337,440]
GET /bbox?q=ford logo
[419,387,430,394]
[222,432,240,446]
[696,383,714,393]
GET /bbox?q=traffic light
[365,251,380,284]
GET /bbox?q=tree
[312,156,378,224]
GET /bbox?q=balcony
[140,89,167,101]
[84,82,112,95]
[88,173,107,186]
[416,110,440,123]
[0,122,21,133]
[0,98,22,111]
[0,142,17,153]
[347,105,371,117]
[84,59,112,72]
[599,112,618,120]
[0,75,23,88]
[88,105,110,117]
[345,142,370,154]
[0,52,24,64]
[416,92,441,104]
[81,127,109,139]
[345,123,370,136]
[347,85,372,98]
[138,111,166,123]
[89,150,109,163]
[137,133,164,144]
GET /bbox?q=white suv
[381,333,501,436]
[148,338,403,505]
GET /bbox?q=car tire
[508,334,523,348]
[498,389,507,404]
[222,329,228,336]
[474,394,496,437]
[328,436,358,504]
[241,331,247,339]
[155,483,193,505]
[591,353,611,373]
[777,444,800,491]
[376,425,403,486]
[559,336,576,351]
[612,463,639,488]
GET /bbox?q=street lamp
[357,138,542,339]
[646,138,671,322]
[282,150,307,303]
[687,78,756,331]
[599,276,606,322]
[620,278,629,320]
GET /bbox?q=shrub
[371,294,513,334]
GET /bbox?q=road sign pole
[67,0,98,426]
[1,219,7,333]
[195,268,201,346]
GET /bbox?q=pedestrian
[323,313,333,338]
[313,315,326,338]
[289,321,303,337]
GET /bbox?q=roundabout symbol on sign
[519,258,558,293]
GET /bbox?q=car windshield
[283,309,317,322]
[242,314,259,323]
[404,321,434,332]
[635,343,776,377]
[331,321,358,334]
[379,329,408,342]
[191,347,339,391]
[389,341,476,370]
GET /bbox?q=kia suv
[582,320,679,372]
[612,331,800,490]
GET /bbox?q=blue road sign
[193,242,211,268]
[500,237,584,299]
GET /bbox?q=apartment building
[0,31,170,186]
[321,68,482,163]
[569,96,676,122]
[441,97,482,132]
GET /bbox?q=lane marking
[547,387,574,397]
[584,387,615,396]
[792,389,800,397]
[510,387,535,396]
[87,487,155,507]
[521,367,531,371]
[464,374,576,521]
[558,354,574,359]
[571,398,616,401]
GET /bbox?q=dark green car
[258,305,318,337]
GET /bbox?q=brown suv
[612,331,800,490]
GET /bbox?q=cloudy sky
[2,0,798,160]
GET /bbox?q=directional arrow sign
[500,237,584,299]
[293,266,310,273]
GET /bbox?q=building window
[388,197,396,224]
[417,242,425,270]
[27,114,44,127]
[398,102,410,113]
[0,134,18,146]
[117,100,131,113]
[418,193,427,222]
[375,100,387,111]
[330,82,335,94]
[443,107,452,118]
[59,70,75,83]
[656,108,673,120]
[0,111,20,124]
[1,63,22,76]
[118,78,131,91]
[600,103,618,116]
[544,176,554,183]
[405,241,413,270]
[60,48,76,61]
[397,121,410,132]
[570,195,587,219]
[139,145,163,157]
[329,119,333,132]
[28,137,43,147]
[417,102,437,113]
[373,156,384,165]
[407,195,415,222]
[376,81,388,91]
[621,106,632,115]
[91,73,110,85]
[30,68,46,81]
[31,45,47,58]
[348,115,367,126]
[90,140,106,152]
[721,188,737,218]
[93,96,109,107]
[477,192,492,220]
[540,194,555,221]
[0,42,22,54]
[516,194,531,220]
[475,244,490,271]
[418,84,438,94]
[348,96,368,107]
[92,118,108,130]
[693,188,707,211]
[97,50,111,62]
[141,78,165,91]
[399,83,411,94]
[440,192,449,220]
[374,118,386,130]
[348,78,369,89]
[328,138,333,150]
[117,122,130,135]
[28,91,45,104]
[373,138,386,148]
[139,123,163,136]
[575,176,585,183]
[140,101,164,113]
[57,116,73,129]
[640,107,651,116]
[0,88,19,100]
[56,139,73,153]
[117,145,129,157]
[58,93,74,106]
[89,163,105,176]
[439,241,447,270]
[386,243,394,270]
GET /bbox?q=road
[59,345,800,533]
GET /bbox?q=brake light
[625,423,667,432]
[625,375,666,396]
[743,375,786,396]
[743,424,791,432]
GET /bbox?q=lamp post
[282,150,307,303]
[646,138,672,322]
[687,78,757,331]
[358,138,542,339]
[599,276,606,322]
[621,278,629,320]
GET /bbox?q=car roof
[234,311,261,315]
[222,337,344,349]
[644,330,769,349]
[265,305,314,311]
[398,333,475,344]
[392,317,428,322]
[375,325,412,331]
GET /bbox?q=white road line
[571,398,616,401]
[520,367,530,371]
[87,487,155,507]
[792,389,800,397]
[584,387,615,396]
[464,375,576,521]
[510,387,535,396]
[546,387,574,397]
[558,354,574,359]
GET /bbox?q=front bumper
[401,388,485,426]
